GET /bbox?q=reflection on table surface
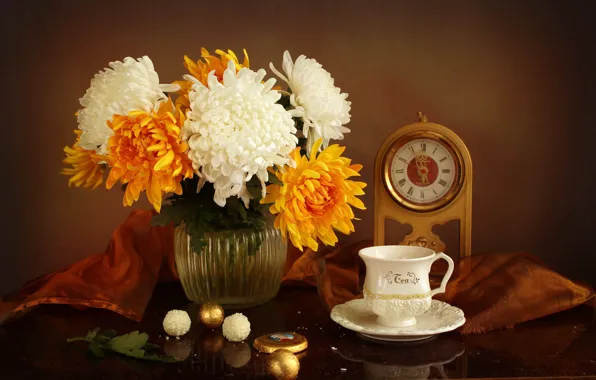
[333,333,466,380]
[0,283,595,379]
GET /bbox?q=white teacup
[359,245,454,328]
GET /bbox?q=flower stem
[66,337,93,343]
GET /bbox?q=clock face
[383,132,463,211]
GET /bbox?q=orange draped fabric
[5,210,172,322]
[1,210,594,333]
[284,243,595,334]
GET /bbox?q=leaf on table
[94,329,118,344]
[100,329,118,339]
[85,327,100,341]
[88,342,105,358]
[68,329,181,363]
[142,342,161,351]
[125,348,146,359]
[107,331,149,354]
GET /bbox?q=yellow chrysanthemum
[62,130,107,189]
[262,139,367,251]
[105,99,194,212]
[173,48,249,111]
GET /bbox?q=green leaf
[268,172,283,186]
[190,233,206,254]
[142,342,161,351]
[248,234,262,256]
[107,331,149,354]
[94,329,118,344]
[151,205,185,227]
[99,329,117,339]
[187,218,207,254]
[149,178,269,256]
[68,329,181,363]
[85,327,100,341]
[151,213,172,227]
[225,197,248,220]
[128,348,146,358]
[246,176,264,200]
[88,342,105,358]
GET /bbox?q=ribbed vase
[174,222,287,309]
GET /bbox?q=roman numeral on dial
[420,143,426,152]
[398,157,408,164]
[420,190,424,199]
[438,179,447,187]
[442,169,451,174]
[407,187,414,196]
[394,169,404,174]
[398,178,406,187]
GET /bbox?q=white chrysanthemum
[270,50,351,152]
[77,56,178,155]
[182,61,298,208]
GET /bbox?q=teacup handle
[429,252,455,297]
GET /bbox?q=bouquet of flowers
[62,49,366,252]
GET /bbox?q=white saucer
[330,299,465,342]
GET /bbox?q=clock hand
[417,169,429,185]
[415,154,430,185]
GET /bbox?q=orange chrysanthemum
[105,100,194,212]
[262,139,367,251]
[62,130,107,189]
[173,48,249,111]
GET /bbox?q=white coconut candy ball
[222,313,251,342]
[163,309,191,338]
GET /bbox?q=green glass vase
[174,222,287,309]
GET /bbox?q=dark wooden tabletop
[1,282,595,380]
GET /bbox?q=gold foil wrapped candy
[253,332,308,354]
[199,303,225,328]
[267,349,300,379]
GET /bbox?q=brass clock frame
[382,130,465,212]
[374,113,473,259]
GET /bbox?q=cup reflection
[334,334,466,380]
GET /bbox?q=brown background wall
[1,0,595,295]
